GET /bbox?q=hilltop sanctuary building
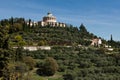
[38,12,66,27]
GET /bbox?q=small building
[107,48,114,51]
[23,46,37,51]
[91,38,102,47]
[13,46,51,51]
[23,46,51,51]
[38,12,66,27]
[26,21,38,27]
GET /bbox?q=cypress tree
[110,34,113,42]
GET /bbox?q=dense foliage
[0,26,10,77]
[24,46,120,80]
[0,25,35,80]
[0,17,120,80]
[0,17,99,47]
[37,57,58,76]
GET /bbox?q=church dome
[46,12,55,17]
[43,12,57,22]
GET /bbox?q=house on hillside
[91,38,102,47]
[26,21,38,27]
[38,12,66,27]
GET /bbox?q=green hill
[0,17,120,80]
[10,25,96,46]
[0,17,99,47]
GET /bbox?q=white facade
[98,39,102,45]
[23,46,51,51]
[38,12,66,27]
[26,21,38,27]
[23,46,37,51]
[13,46,51,51]
[43,12,57,23]
[91,38,102,47]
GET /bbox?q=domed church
[38,12,66,27]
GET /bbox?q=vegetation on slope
[0,17,120,80]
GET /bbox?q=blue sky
[0,0,120,41]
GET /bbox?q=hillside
[0,17,120,80]
[10,25,97,46]
[24,46,120,80]
[0,17,100,47]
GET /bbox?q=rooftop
[44,12,56,18]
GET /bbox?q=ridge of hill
[10,24,98,46]
[1,17,120,48]
[0,17,98,46]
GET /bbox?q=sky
[0,0,120,41]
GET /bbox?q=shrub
[37,57,59,76]
[23,56,36,70]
